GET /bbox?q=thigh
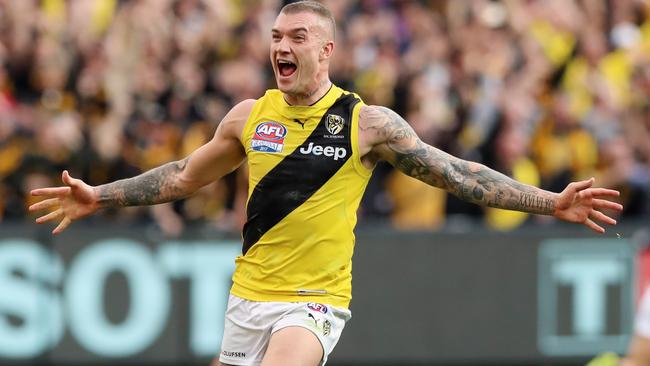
[219,296,350,366]
[261,326,323,366]
[266,302,351,366]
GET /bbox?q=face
[270,11,332,97]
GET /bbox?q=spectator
[0,0,648,232]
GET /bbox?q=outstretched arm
[360,105,623,232]
[96,157,193,208]
[94,116,245,208]
[30,99,254,234]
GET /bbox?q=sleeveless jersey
[231,85,372,308]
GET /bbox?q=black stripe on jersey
[242,93,360,255]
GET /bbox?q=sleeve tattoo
[362,106,556,215]
[97,157,191,208]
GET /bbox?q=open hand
[554,178,623,233]
[29,170,99,234]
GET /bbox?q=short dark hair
[280,1,336,40]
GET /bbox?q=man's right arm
[30,99,255,233]
[96,100,253,207]
[96,157,193,208]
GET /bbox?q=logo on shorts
[251,121,287,153]
[306,312,332,336]
[323,320,331,336]
[221,350,247,358]
[307,303,328,314]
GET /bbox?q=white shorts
[218,294,351,365]
[636,287,650,338]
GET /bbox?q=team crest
[326,114,345,135]
[251,121,287,153]
[323,320,331,336]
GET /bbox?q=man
[30,2,623,365]
[624,287,650,366]
[588,285,650,366]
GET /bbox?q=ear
[319,40,334,61]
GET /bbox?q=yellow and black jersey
[231,85,373,308]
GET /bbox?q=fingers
[31,171,81,197]
[570,177,595,192]
[593,198,624,211]
[585,207,619,234]
[31,186,71,197]
[28,198,60,213]
[590,209,617,226]
[62,170,74,186]
[584,218,605,233]
[587,188,620,198]
[53,217,72,235]
[29,170,79,235]
[31,203,74,234]
[62,170,83,189]
[35,208,64,224]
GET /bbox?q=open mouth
[277,60,297,77]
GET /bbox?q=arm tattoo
[361,106,556,215]
[97,157,191,208]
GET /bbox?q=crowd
[0,0,649,235]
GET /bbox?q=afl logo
[307,303,328,314]
[251,122,287,153]
[255,122,287,141]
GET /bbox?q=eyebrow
[271,26,309,35]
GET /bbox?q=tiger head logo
[326,114,345,135]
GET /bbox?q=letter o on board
[65,239,170,357]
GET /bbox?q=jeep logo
[299,142,347,161]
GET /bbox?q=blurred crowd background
[0,0,649,235]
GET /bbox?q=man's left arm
[359,105,623,233]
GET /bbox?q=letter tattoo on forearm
[519,192,555,213]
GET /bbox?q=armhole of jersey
[350,98,373,178]
[240,97,265,154]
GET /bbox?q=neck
[284,78,332,106]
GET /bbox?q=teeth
[278,60,294,65]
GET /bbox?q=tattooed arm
[96,102,248,208]
[359,105,623,232]
[29,99,254,234]
[96,158,193,208]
